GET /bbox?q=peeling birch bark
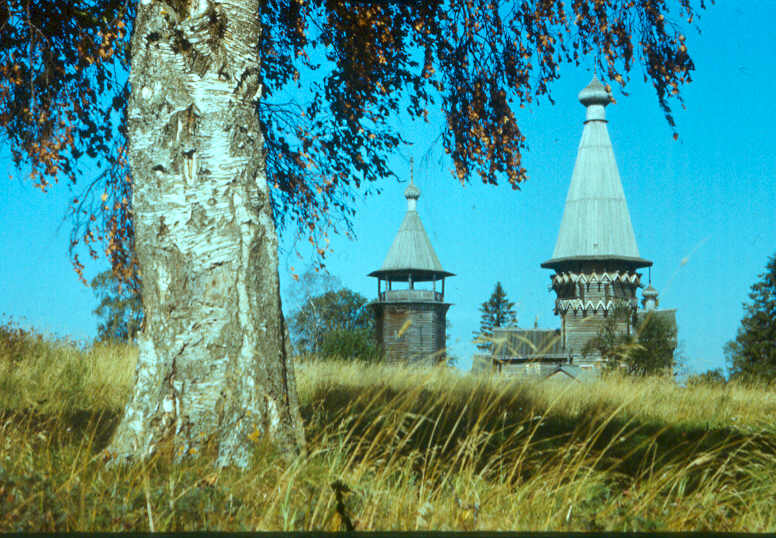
[107,0,305,468]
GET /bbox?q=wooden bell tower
[368,170,453,365]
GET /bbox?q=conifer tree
[474,282,517,352]
[725,252,776,383]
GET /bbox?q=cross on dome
[405,158,420,207]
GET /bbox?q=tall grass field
[2,321,776,531]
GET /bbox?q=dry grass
[2,324,776,531]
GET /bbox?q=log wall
[372,299,450,365]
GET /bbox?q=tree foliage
[627,312,677,376]
[474,281,517,352]
[289,288,376,360]
[319,328,378,362]
[1,0,708,282]
[90,269,143,343]
[725,253,776,384]
[0,0,134,284]
[583,302,677,376]
[284,266,343,316]
[686,368,726,387]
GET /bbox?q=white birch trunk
[107,0,305,468]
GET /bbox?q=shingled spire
[368,175,453,282]
[542,75,651,271]
[484,76,676,376]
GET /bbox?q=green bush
[319,328,380,362]
[687,368,727,387]
[289,287,375,359]
[582,303,677,376]
[626,312,677,376]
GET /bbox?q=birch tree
[103,0,305,467]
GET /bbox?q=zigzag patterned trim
[551,270,642,288]
[555,298,637,314]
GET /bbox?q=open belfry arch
[368,167,454,365]
[541,75,652,366]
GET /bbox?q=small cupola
[642,284,659,311]
[578,75,612,122]
[404,179,421,211]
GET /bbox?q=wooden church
[488,76,676,376]
[368,175,453,365]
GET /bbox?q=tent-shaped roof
[542,76,651,271]
[369,180,453,282]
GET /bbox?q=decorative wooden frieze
[554,297,638,315]
[551,270,641,288]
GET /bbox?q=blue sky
[2,2,775,374]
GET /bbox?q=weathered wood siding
[372,299,450,365]
[492,328,564,359]
[551,264,642,361]
[563,311,632,357]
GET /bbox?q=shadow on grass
[0,407,122,451]
[3,374,775,499]
[299,381,776,493]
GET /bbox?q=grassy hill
[2,322,775,531]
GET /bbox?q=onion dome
[578,75,612,107]
[404,177,421,212]
[404,179,421,201]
